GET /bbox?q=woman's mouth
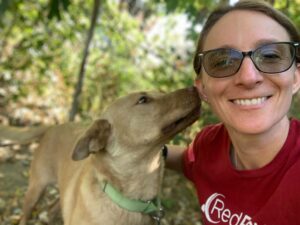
[232,96,269,106]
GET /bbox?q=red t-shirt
[183,119,300,225]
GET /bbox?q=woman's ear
[292,63,300,95]
[194,78,209,102]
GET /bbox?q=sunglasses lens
[203,49,242,78]
[201,42,296,78]
[253,43,294,73]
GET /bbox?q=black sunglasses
[198,42,300,78]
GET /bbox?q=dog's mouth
[162,106,200,135]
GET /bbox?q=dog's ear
[72,119,111,161]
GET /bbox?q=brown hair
[193,0,300,75]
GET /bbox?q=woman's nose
[233,57,264,88]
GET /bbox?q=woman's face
[195,10,300,135]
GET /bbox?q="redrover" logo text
[201,193,260,225]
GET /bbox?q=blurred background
[0,0,300,224]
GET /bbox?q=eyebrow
[253,38,284,47]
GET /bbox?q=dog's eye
[137,95,149,104]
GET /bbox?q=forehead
[203,10,291,51]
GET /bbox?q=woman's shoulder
[289,118,300,135]
[290,118,300,126]
[195,122,228,144]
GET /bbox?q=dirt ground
[0,143,202,225]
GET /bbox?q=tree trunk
[69,0,101,121]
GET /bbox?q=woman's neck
[228,117,290,170]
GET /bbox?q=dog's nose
[188,86,197,93]
[186,86,199,96]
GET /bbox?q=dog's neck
[91,146,164,201]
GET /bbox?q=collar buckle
[150,205,164,224]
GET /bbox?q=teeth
[234,97,267,106]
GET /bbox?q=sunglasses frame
[198,42,300,78]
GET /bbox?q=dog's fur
[1,87,200,225]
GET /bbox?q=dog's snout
[181,86,198,96]
[188,86,197,93]
[183,86,200,101]
[188,86,199,98]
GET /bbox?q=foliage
[0,0,198,123]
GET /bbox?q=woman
[167,0,300,224]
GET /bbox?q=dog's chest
[66,195,156,225]
[62,170,161,225]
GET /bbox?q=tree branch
[69,0,101,121]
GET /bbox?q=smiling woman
[166,1,300,225]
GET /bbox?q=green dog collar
[102,181,163,216]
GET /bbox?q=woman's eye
[258,52,282,64]
[212,58,231,68]
[137,96,149,104]
[262,53,281,59]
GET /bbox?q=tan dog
[1,87,200,225]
